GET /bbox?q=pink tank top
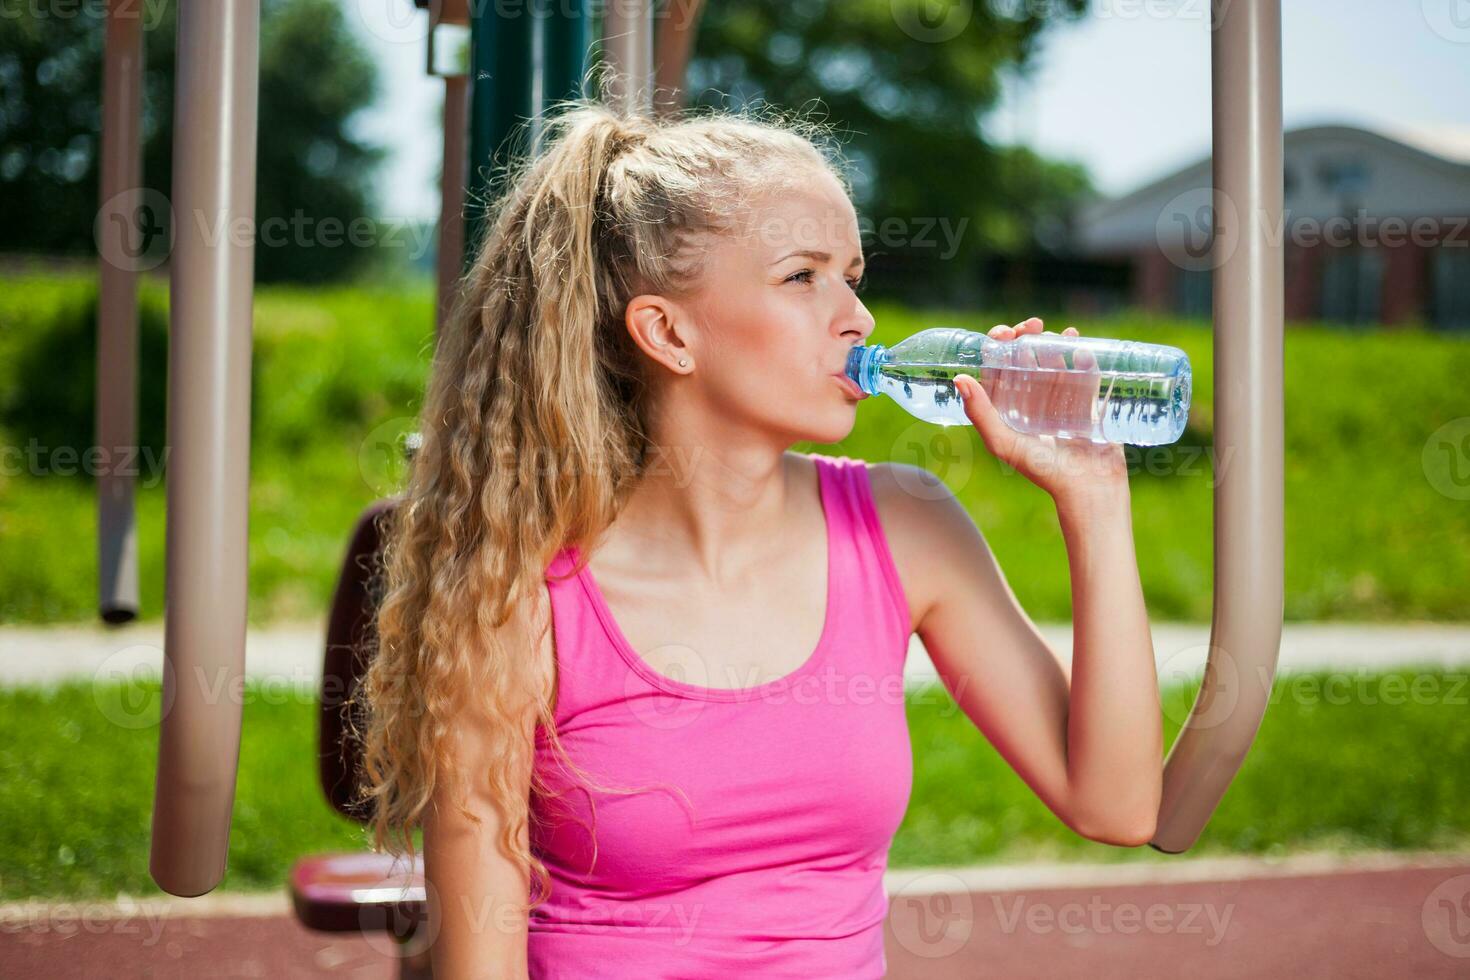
[528,453,914,979]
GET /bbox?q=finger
[1036,326,1065,372]
[1017,324,1040,369]
[956,373,1009,453]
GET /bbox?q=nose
[839,298,875,343]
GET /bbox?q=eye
[784,268,816,284]
[847,274,867,294]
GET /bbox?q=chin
[798,407,859,445]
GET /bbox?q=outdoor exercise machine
[87,0,1284,962]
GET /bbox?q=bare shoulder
[863,460,989,633]
[863,460,972,535]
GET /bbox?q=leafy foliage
[686,0,1099,303]
[0,0,386,283]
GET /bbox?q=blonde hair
[358,91,849,910]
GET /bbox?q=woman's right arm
[423,587,553,980]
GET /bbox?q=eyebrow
[770,249,865,268]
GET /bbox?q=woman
[360,97,1163,979]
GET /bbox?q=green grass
[1,670,1466,900]
[897,668,1470,867]
[2,270,1468,625]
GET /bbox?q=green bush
[1,270,1467,624]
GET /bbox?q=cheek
[696,292,832,407]
[709,311,795,376]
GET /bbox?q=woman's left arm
[871,317,1163,846]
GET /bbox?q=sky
[345,0,1470,222]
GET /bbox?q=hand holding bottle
[953,318,1130,506]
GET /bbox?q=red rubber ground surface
[4,863,1468,978]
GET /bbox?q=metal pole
[428,3,470,335]
[599,0,654,113]
[437,75,468,335]
[464,0,536,271]
[97,0,144,625]
[653,0,704,118]
[149,0,259,896]
[540,0,590,113]
[1151,0,1284,854]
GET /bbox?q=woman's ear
[625,294,695,374]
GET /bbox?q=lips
[831,372,865,398]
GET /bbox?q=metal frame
[134,0,1283,892]
[599,0,655,113]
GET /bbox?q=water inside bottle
[872,360,1190,445]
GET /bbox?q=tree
[684,0,1099,305]
[0,0,386,284]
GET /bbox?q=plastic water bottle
[845,326,1192,445]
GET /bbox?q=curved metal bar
[96,0,144,625]
[1151,0,1284,853]
[148,0,260,896]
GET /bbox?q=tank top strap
[541,544,615,729]
[811,454,913,665]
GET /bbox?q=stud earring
[678,358,688,367]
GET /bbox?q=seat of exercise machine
[290,850,426,933]
[290,497,429,936]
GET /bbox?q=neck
[602,396,803,585]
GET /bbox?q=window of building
[1320,246,1383,326]
[1430,247,1470,330]
[1174,267,1212,319]
[1315,158,1371,198]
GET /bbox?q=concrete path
[3,620,1469,688]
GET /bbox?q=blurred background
[1,1,1468,976]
